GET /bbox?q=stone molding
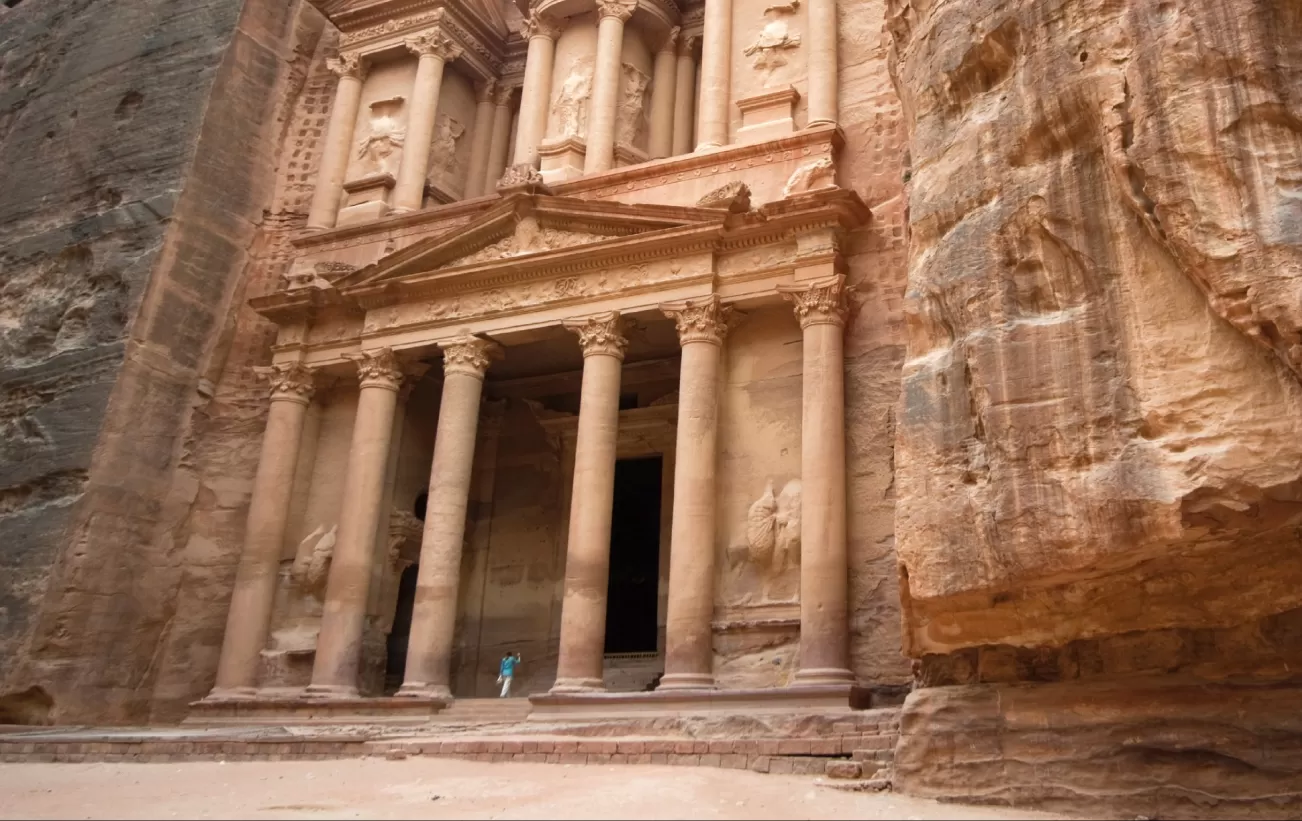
[326,51,366,80]
[778,275,848,329]
[660,295,737,346]
[405,28,463,62]
[345,347,406,390]
[335,6,502,78]
[440,335,503,378]
[564,311,629,359]
[255,362,316,403]
[596,0,638,21]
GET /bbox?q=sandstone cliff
[887,0,1302,814]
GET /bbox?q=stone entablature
[255,184,867,369]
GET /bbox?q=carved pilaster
[405,29,463,62]
[660,295,739,346]
[779,275,849,329]
[563,311,629,360]
[326,51,366,80]
[255,362,316,404]
[346,348,406,391]
[596,0,638,21]
[440,335,503,379]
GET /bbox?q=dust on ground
[0,758,1069,820]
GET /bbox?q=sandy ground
[0,758,1068,820]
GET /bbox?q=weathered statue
[356,97,406,177]
[289,523,337,596]
[616,63,651,146]
[428,114,464,178]
[744,1,802,78]
[737,478,802,573]
[549,58,593,140]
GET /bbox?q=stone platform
[184,695,448,726]
[528,683,875,719]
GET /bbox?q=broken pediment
[335,193,727,288]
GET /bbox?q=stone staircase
[430,698,533,724]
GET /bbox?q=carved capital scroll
[520,10,563,40]
[778,275,849,329]
[492,84,517,107]
[475,78,498,104]
[595,0,637,21]
[255,362,316,403]
[405,29,463,62]
[660,26,681,55]
[440,335,503,378]
[345,347,406,390]
[660,295,738,346]
[326,51,366,80]
[563,311,629,360]
[677,34,700,58]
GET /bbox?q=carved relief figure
[616,63,651,146]
[727,479,802,604]
[290,523,338,596]
[783,156,836,197]
[744,0,802,81]
[549,57,594,140]
[356,97,406,177]
[428,114,465,179]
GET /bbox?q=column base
[302,683,361,699]
[550,677,606,694]
[394,682,452,700]
[657,673,716,691]
[793,667,856,687]
[201,686,258,702]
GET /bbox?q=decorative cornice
[406,28,463,61]
[340,9,444,48]
[326,51,366,80]
[778,275,849,329]
[564,312,629,359]
[660,295,737,346]
[440,335,503,378]
[596,0,638,21]
[255,362,316,403]
[345,347,406,390]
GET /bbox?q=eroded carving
[326,51,365,80]
[428,114,465,179]
[697,181,753,212]
[725,479,802,603]
[616,63,651,146]
[782,156,835,197]
[290,523,337,596]
[445,218,608,267]
[356,97,406,177]
[253,362,316,401]
[496,163,544,191]
[779,275,849,328]
[745,1,802,80]
[550,57,594,140]
[564,312,629,359]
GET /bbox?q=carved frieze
[340,10,444,48]
[496,163,544,192]
[445,221,609,267]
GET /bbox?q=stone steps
[432,698,533,723]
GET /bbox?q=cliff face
[0,0,324,723]
[887,0,1302,813]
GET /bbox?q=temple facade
[195,0,906,712]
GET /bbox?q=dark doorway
[603,456,663,654]
[384,564,420,694]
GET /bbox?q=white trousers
[499,675,512,698]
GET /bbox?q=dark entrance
[603,456,662,654]
[384,492,427,693]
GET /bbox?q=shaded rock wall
[887,0,1302,813]
[0,0,328,723]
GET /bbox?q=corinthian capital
[778,275,850,329]
[493,84,517,107]
[406,29,463,62]
[440,335,504,378]
[660,26,680,55]
[326,51,366,80]
[596,0,638,21]
[346,348,406,390]
[563,311,629,359]
[660,295,739,346]
[475,78,498,104]
[519,10,563,40]
[255,362,316,403]
[676,33,700,58]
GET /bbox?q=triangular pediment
[338,193,727,289]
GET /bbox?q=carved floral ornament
[779,275,850,328]
[256,362,316,402]
[440,335,503,377]
[660,296,740,346]
[405,28,463,62]
[596,0,638,21]
[563,311,629,359]
[326,51,366,80]
[345,347,408,389]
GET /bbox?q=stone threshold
[527,683,875,719]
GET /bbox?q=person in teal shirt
[497,651,520,698]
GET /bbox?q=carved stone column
[779,276,854,686]
[511,12,562,169]
[672,35,698,157]
[307,53,366,230]
[463,80,498,199]
[485,85,516,192]
[393,30,463,214]
[307,349,409,697]
[659,297,734,690]
[552,312,628,692]
[584,0,637,174]
[207,364,316,698]
[697,0,733,149]
[397,336,502,699]
[807,0,838,127]
[648,27,679,160]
